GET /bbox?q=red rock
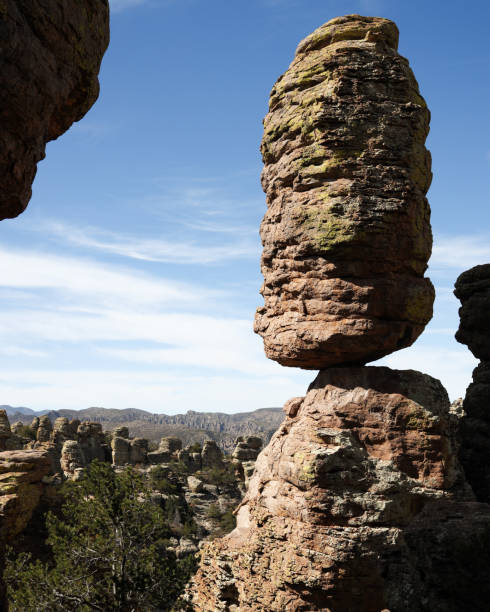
[255,15,434,369]
[0,0,110,219]
[187,368,485,611]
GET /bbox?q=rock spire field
[254,14,434,369]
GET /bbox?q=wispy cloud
[38,221,258,265]
[430,235,490,273]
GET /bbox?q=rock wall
[0,0,110,219]
[254,14,434,369]
[454,264,490,503]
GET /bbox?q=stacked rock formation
[454,264,490,503]
[0,0,110,219]
[188,15,490,611]
[254,14,434,369]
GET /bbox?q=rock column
[454,264,490,503]
[188,15,490,612]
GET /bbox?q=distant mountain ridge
[3,405,284,452]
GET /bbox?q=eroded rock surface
[255,14,434,369]
[0,0,110,219]
[188,367,490,611]
[455,264,490,503]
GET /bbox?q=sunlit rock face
[188,368,490,612]
[454,264,490,503]
[0,0,110,219]
[255,14,434,369]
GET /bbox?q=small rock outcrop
[254,14,434,369]
[60,440,85,477]
[0,0,110,219]
[36,415,53,443]
[454,264,490,503]
[201,440,224,469]
[0,450,51,540]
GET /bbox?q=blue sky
[0,0,488,412]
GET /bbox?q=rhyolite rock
[255,14,434,369]
[454,264,490,361]
[36,415,52,443]
[188,367,490,611]
[454,264,490,503]
[60,440,86,477]
[0,0,110,220]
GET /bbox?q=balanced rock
[454,264,490,503]
[188,367,488,611]
[0,0,110,219]
[255,15,434,369]
[30,416,40,435]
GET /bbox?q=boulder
[113,426,129,439]
[254,14,434,369]
[187,476,205,493]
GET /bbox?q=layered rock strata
[0,0,110,219]
[188,368,490,611]
[454,264,490,503]
[254,14,434,369]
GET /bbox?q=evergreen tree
[5,461,195,611]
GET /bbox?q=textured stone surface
[188,367,484,611]
[201,440,224,469]
[454,264,490,504]
[36,415,52,443]
[454,264,490,360]
[0,450,51,540]
[254,14,434,369]
[112,436,130,466]
[0,0,110,219]
[60,440,85,476]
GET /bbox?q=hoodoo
[188,15,490,611]
[254,14,434,369]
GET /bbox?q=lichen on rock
[255,14,434,369]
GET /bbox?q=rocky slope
[0,0,110,219]
[454,264,490,503]
[188,15,490,612]
[255,14,434,369]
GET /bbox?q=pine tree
[5,461,195,611]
